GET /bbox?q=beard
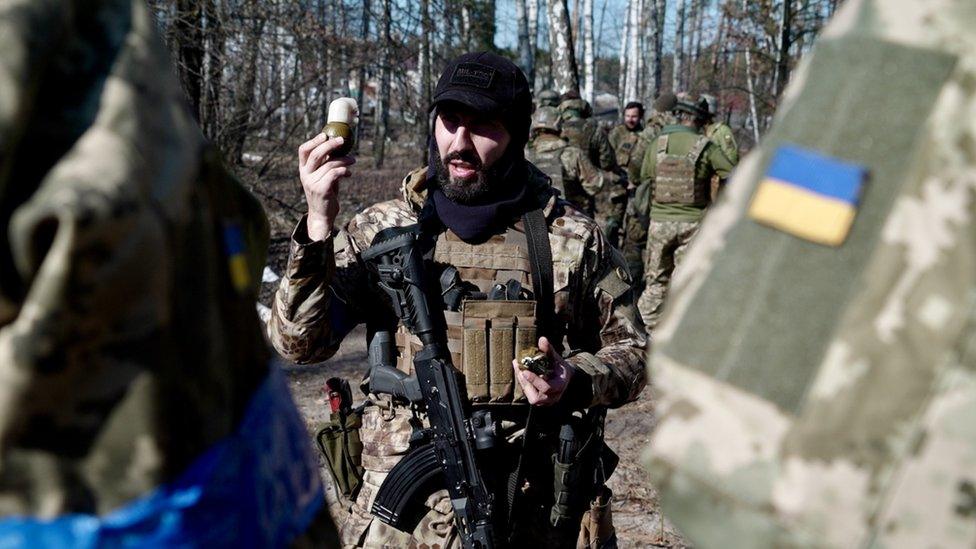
[437,151,493,206]
[435,150,497,205]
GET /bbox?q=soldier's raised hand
[298,133,356,241]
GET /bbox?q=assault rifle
[361,224,496,549]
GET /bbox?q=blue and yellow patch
[223,223,251,293]
[749,145,867,246]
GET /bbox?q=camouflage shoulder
[345,198,418,252]
[525,161,560,213]
[399,166,429,211]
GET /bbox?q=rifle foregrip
[371,443,443,529]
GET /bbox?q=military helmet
[558,98,592,121]
[673,91,707,117]
[652,92,678,113]
[531,105,562,134]
[537,89,559,108]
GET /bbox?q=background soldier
[526,105,568,193]
[559,93,628,244]
[608,101,645,174]
[0,0,335,545]
[636,92,734,329]
[701,94,740,200]
[621,93,678,291]
[270,52,646,547]
[644,1,976,547]
[528,89,562,149]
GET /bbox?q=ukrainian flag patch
[749,145,867,246]
[223,223,252,293]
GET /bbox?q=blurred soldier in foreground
[526,105,568,193]
[636,93,734,329]
[270,51,645,547]
[621,93,678,290]
[0,0,334,546]
[644,1,976,547]
[560,93,628,244]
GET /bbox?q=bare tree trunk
[546,0,579,94]
[355,0,370,153]
[686,0,699,88]
[516,0,535,84]
[672,0,686,92]
[228,1,263,164]
[623,0,640,102]
[581,0,595,104]
[419,0,433,163]
[202,0,223,141]
[374,0,391,167]
[653,0,665,94]
[741,0,760,143]
[775,0,793,98]
[642,0,663,102]
[175,0,204,120]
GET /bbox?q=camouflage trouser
[637,219,701,329]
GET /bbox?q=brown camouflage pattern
[644,1,976,547]
[269,162,646,545]
[525,135,568,194]
[607,124,642,170]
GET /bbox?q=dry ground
[247,142,689,547]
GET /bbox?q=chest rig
[653,133,711,207]
[615,131,640,168]
[393,223,553,404]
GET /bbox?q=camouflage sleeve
[267,216,366,364]
[639,137,658,189]
[627,137,647,185]
[591,127,618,172]
[716,125,740,165]
[565,225,648,408]
[705,141,735,179]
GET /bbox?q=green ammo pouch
[316,409,365,502]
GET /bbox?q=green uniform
[704,121,739,165]
[644,1,976,547]
[636,125,733,328]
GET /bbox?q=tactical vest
[393,228,543,404]
[614,131,640,168]
[652,133,711,206]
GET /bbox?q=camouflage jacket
[0,0,333,537]
[626,111,674,186]
[525,135,568,193]
[644,1,976,547]
[269,163,647,410]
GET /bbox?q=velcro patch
[749,145,867,246]
[451,63,495,89]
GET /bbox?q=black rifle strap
[506,207,554,539]
[521,208,555,342]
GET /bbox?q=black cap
[431,52,532,145]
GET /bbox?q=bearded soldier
[269,52,646,547]
[636,92,734,330]
[0,0,334,545]
[608,102,645,175]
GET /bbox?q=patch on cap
[749,145,867,246]
[451,63,495,89]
